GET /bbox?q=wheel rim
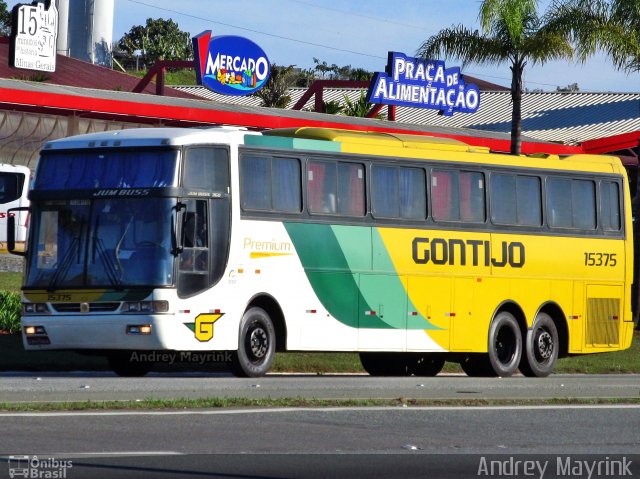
[247,323,268,361]
[534,330,554,362]
[495,325,516,365]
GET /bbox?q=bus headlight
[24,325,50,345]
[122,301,169,313]
[126,324,152,335]
[23,303,50,314]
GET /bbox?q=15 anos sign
[10,0,58,72]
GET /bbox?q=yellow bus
[11,126,634,377]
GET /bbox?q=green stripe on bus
[243,135,342,152]
[284,223,438,330]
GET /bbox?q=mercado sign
[366,52,480,116]
[192,31,270,96]
[9,0,58,72]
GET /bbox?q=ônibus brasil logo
[192,31,270,96]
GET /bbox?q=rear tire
[487,311,522,377]
[519,312,559,377]
[230,307,276,378]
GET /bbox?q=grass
[0,291,21,334]
[0,272,21,293]
[2,396,640,412]
[128,69,196,85]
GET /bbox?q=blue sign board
[366,52,480,116]
[193,31,270,96]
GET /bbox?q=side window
[547,178,596,229]
[241,156,270,210]
[273,158,302,212]
[241,155,302,212]
[491,174,541,226]
[308,161,365,216]
[0,173,21,204]
[432,169,485,222]
[372,165,426,220]
[178,199,209,297]
[601,181,621,231]
[184,147,229,191]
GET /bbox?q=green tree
[253,64,295,108]
[417,0,574,155]
[117,18,192,69]
[547,0,640,73]
[341,92,382,118]
[0,0,11,36]
[311,58,373,81]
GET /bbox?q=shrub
[0,291,22,334]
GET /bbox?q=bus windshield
[25,197,176,288]
[34,149,178,190]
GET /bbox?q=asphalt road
[0,372,639,403]
[0,406,639,478]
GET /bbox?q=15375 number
[584,252,617,267]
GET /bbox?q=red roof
[0,37,197,100]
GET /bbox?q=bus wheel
[487,311,523,377]
[519,312,559,377]
[107,351,153,377]
[359,353,408,376]
[231,307,276,378]
[411,355,445,376]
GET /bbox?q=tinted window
[35,150,177,189]
[547,178,596,229]
[273,158,302,212]
[308,161,365,216]
[491,174,541,226]
[241,156,301,212]
[601,181,621,231]
[0,173,21,204]
[179,199,209,297]
[372,165,426,219]
[432,169,485,222]
[184,147,229,191]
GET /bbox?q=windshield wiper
[91,215,122,289]
[48,236,80,291]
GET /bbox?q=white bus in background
[0,164,30,252]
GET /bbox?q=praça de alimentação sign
[366,52,480,116]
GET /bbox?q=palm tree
[417,0,574,155]
[546,0,640,73]
[253,65,295,108]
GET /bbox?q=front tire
[519,312,559,377]
[230,307,276,378]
